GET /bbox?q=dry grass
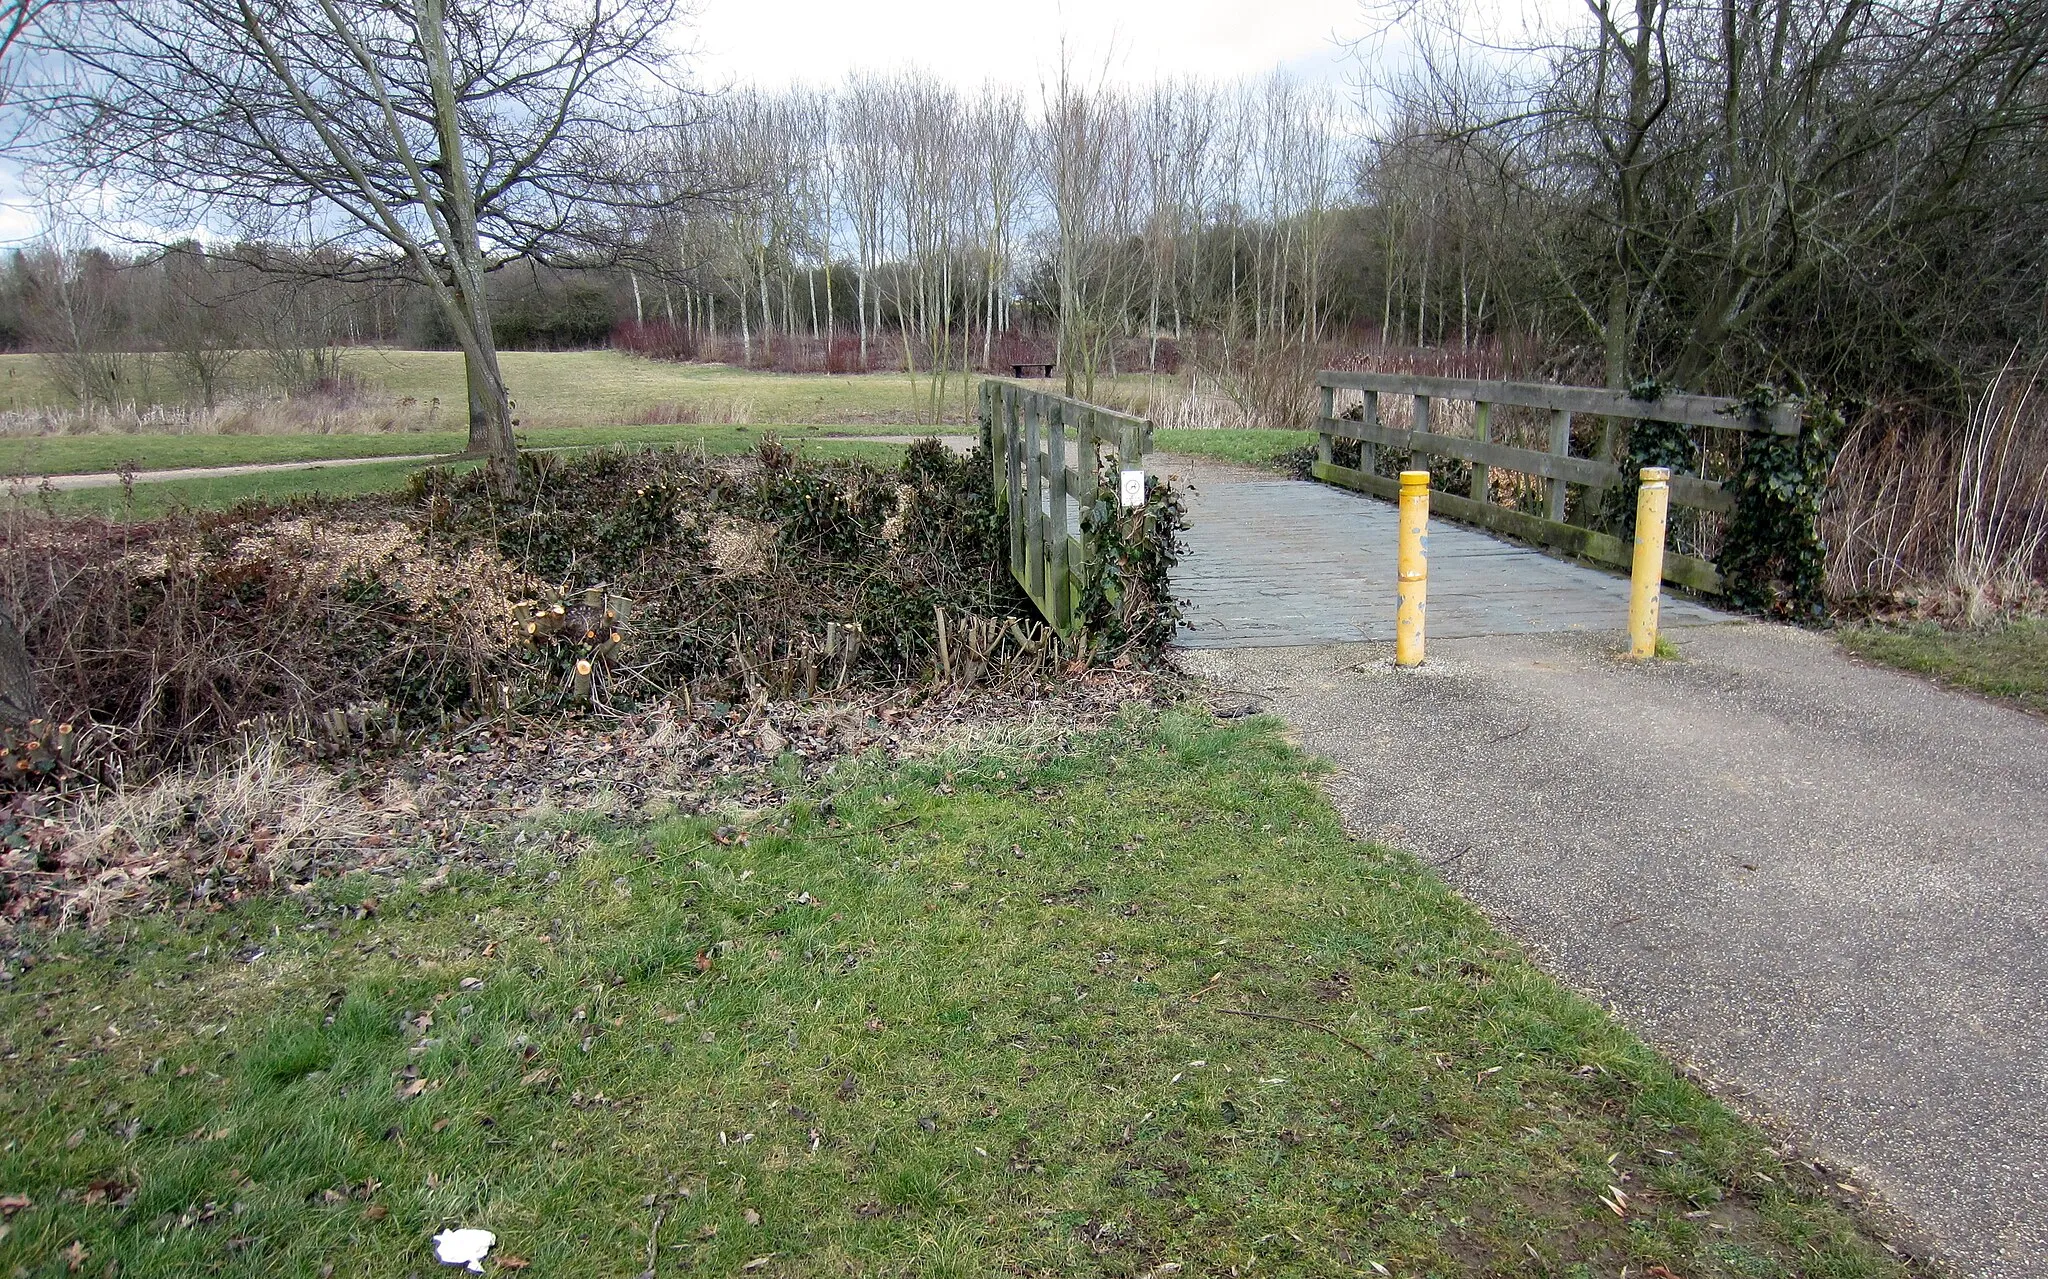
[0,388,441,438]
[40,733,381,927]
[1826,358,2048,617]
[627,397,756,427]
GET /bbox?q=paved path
[1167,459,2048,1276]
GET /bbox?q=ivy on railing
[1078,460,1189,661]
[1718,389,1843,620]
[1596,380,1699,533]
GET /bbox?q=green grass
[1840,618,2048,712]
[348,349,967,428]
[0,711,1905,1278]
[26,459,481,519]
[2,351,1311,485]
[1153,428,1314,469]
[0,350,962,427]
[0,431,458,477]
[0,421,948,479]
[25,435,927,519]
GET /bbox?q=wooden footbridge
[983,371,1805,650]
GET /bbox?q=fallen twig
[1213,1005,1380,1059]
[641,1202,665,1279]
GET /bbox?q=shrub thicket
[2,437,1187,786]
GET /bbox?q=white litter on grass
[433,1228,496,1273]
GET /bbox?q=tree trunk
[421,0,517,491]
[0,604,36,726]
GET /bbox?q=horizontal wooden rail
[1310,370,1804,595]
[1313,460,1725,594]
[1316,370,1799,435]
[1320,415,1735,514]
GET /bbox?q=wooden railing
[1311,370,1802,594]
[981,379,1151,634]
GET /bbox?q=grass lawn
[0,351,965,429]
[1154,428,1313,470]
[347,349,977,429]
[1,351,1311,484]
[0,422,945,479]
[25,436,925,519]
[25,459,482,520]
[0,711,1904,1278]
[1839,618,2048,713]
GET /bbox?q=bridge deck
[1165,457,1726,649]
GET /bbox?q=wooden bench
[1011,362,1054,379]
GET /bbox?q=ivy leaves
[1077,463,1189,660]
[1719,394,1843,620]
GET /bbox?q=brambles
[0,438,1086,787]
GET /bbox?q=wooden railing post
[1413,394,1433,483]
[1074,408,1098,600]
[1469,400,1492,503]
[1317,381,1334,466]
[1008,392,1026,579]
[1361,390,1380,474]
[1025,396,1045,601]
[1545,409,1573,522]
[1047,405,1070,629]
[989,383,1006,514]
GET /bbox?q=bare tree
[1041,55,1125,399]
[1378,0,2048,397]
[0,0,60,724]
[28,0,682,487]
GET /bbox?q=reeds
[1824,358,2048,617]
[0,384,441,438]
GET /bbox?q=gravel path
[1167,458,2048,1275]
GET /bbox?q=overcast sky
[688,0,1371,94]
[0,0,1573,247]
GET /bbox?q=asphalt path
[1169,458,2048,1276]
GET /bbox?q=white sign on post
[1118,468,1146,509]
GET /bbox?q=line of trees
[1366,0,2048,407]
[606,69,1357,405]
[8,0,2045,434]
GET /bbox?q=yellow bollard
[1628,466,1672,659]
[1396,470,1430,667]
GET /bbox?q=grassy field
[27,459,480,520]
[0,711,1904,1278]
[2,420,1307,488]
[1154,427,1312,469]
[30,436,924,519]
[0,350,963,428]
[23,426,1310,519]
[1840,618,2048,713]
[0,421,944,479]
